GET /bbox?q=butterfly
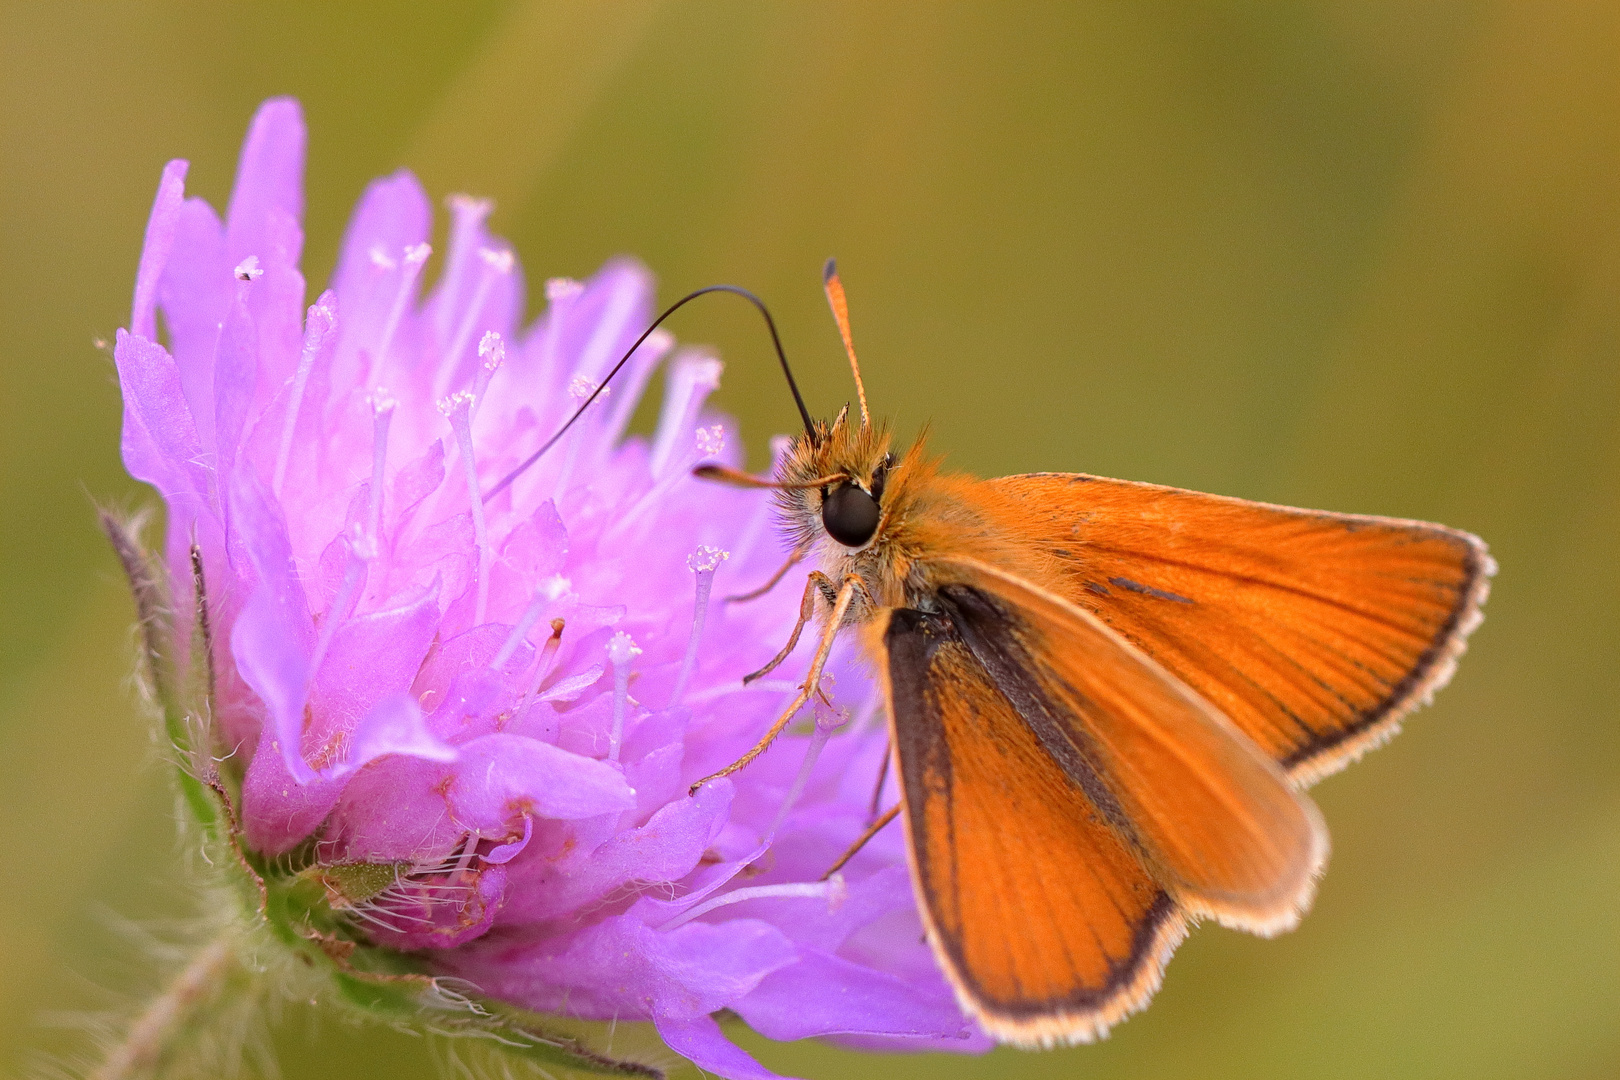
[684,260,1496,1046]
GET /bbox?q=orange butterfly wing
[878,605,1183,1046]
[876,560,1326,1044]
[982,473,1494,783]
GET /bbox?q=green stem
[89,929,241,1080]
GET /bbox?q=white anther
[469,332,506,421]
[368,245,397,270]
[435,242,514,399]
[234,256,263,281]
[650,354,723,478]
[368,387,398,416]
[546,277,584,303]
[607,631,642,667]
[670,548,729,707]
[695,424,726,457]
[568,375,609,402]
[437,390,475,417]
[478,331,506,371]
[479,247,514,274]
[404,242,432,265]
[448,193,494,217]
[687,546,730,574]
[694,358,723,387]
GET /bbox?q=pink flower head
[115,98,989,1076]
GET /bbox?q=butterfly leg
[821,803,901,880]
[725,542,808,605]
[741,572,824,684]
[691,573,862,793]
[867,738,892,822]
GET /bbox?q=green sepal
[312,860,409,905]
[102,513,227,842]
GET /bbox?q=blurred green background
[3,2,1617,1077]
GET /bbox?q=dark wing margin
[880,606,1185,1047]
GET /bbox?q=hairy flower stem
[90,929,242,1080]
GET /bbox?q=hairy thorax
[773,410,1057,625]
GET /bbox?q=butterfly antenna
[484,284,816,502]
[823,258,869,428]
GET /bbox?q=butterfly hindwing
[925,558,1328,933]
[877,604,1184,1046]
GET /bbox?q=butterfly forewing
[984,474,1494,783]
[878,606,1185,1047]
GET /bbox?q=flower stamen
[538,277,584,389]
[471,331,504,422]
[606,631,641,762]
[553,376,609,502]
[435,195,493,335]
[765,684,850,842]
[440,391,490,626]
[366,388,397,546]
[437,247,513,400]
[309,524,374,683]
[492,580,554,671]
[650,355,723,478]
[670,546,729,707]
[367,242,431,386]
[273,295,336,494]
[659,876,847,933]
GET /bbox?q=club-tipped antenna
[822,258,869,428]
[484,284,816,503]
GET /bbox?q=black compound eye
[821,483,881,548]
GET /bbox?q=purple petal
[499,778,732,923]
[111,331,206,501]
[561,258,654,386]
[484,814,533,864]
[535,665,602,703]
[325,755,463,864]
[225,98,305,267]
[226,472,314,781]
[654,1015,801,1080]
[241,736,345,854]
[131,159,188,340]
[426,195,493,339]
[497,500,568,583]
[732,949,981,1043]
[448,733,635,831]
[248,209,307,397]
[157,197,228,437]
[738,864,917,955]
[424,202,524,397]
[328,170,431,386]
[623,741,685,822]
[453,912,795,1021]
[212,287,258,483]
[309,582,440,745]
[342,692,457,776]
